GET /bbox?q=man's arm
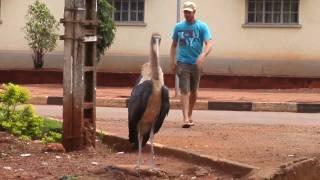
[196,40,213,65]
[170,40,178,72]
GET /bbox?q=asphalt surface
[35,105,320,126]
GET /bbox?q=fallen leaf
[3,167,12,171]
[91,162,98,165]
[20,154,31,157]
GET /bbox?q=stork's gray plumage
[128,33,170,172]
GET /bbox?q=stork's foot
[148,166,160,172]
[134,165,141,176]
[148,167,166,177]
[133,165,165,177]
[134,164,141,171]
[148,161,157,171]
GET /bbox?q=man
[170,1,213,128]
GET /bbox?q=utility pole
[61,0,99,152]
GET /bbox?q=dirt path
[25,84,320,103]
[96,118,320,169]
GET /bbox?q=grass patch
[43,118,62,133]
[41,118,62,144]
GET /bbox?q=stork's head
[151,33,161,59]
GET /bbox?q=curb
[98,130,258,178]
[29,96,320,113]
[248,157,320,180]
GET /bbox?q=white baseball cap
[183,1,196,12]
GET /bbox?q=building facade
[0,0,319,77]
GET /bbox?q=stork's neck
[150,47,160,80]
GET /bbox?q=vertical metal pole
[175,0,181,97]
[177,0,181,22]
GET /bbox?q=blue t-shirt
[172,20,212,64]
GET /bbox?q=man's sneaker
[182,121,191,128]
[189,120,195,126]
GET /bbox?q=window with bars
[247,0,299,24]
[112,0,145,23]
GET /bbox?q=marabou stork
[128,33,170,171]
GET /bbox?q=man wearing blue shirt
[170,1,213,128]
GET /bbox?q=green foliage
[0,83,29,107]
[97,0,116,61]
[19,135,32,142]
[0,83,30,121]
[41,118,62,144]
[42,131,62,144]
[0,83,62,143]
[1,105,43,139]
[24,0,59,68]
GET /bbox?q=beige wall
[0,0,64,51]
[109,0,320,60]
[0,0,320,77]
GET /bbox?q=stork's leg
[136,129,143,175]
[149,124,156,170]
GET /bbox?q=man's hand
[196,40,213,68]
[170,62,177,73]
[196,53,206,68]
[170,41,178,73]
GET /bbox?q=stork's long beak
[155,39,160,60]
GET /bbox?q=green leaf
[97,0,117,61]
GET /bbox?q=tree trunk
[33,49,44,69]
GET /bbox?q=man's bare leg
[188,91,197,125]
[181,93,190,128]
[174,74,181,97]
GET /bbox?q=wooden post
[62,0,98,152]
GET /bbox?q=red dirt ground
[25,84,320,103]
[0,131,233,180]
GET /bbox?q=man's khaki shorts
[176,62,202,95]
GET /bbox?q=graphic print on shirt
[178,29,200,48]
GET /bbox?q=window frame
[243,0,302,28]
[111,0,146,26]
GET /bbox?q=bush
[24,0,59,69]
[1,105,43,139]
[0,83,30,123]
[0,83,62,143]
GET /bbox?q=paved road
[34,105,320,168]
[35,105,320,126]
